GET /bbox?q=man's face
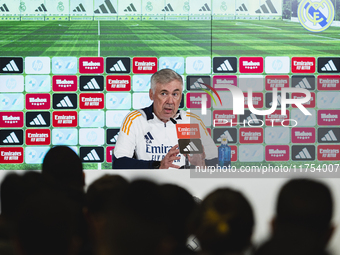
[149,79,183,123]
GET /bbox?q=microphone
[176,124,203,155]
[170,118,189,168]
[175,123,204,169]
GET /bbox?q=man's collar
[141,103,182,121]
[142,104,154,120]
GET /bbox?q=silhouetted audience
[14,191,83,255]
[42,146,85,196]
[42,146,93,255]
[0,172,43,224]
[255,179,334,255]
[193,188,255,255]
[160,184,198,254]
[0,172,44,255]
[86,174,129,215]
[85,174,129,255]
[0,146,91,255]
[101,179,171,255]
[187,196,202,253]
[0,157,338,255]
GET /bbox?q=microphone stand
[171,117,190,169]
[185,154,190,169]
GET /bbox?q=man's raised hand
[159,144,181,169]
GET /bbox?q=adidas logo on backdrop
[0,130,23,145]
[318,128,340,143]
[53,94,77,109]
[80,76,104,91]
[213,57,237,73]
[318,58,340,73]
[26,112,50,127]
[83,149,101,161]
[106,57,130,74]
[292,145,315,161]
[80,147,104,162]
[292,76,315,90]
[0,57,23,73]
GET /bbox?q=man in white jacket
[112,69,217,169]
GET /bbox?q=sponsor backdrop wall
[1,2,340,252]
[0,0,340,171]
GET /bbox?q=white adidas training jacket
[112,104,218,169]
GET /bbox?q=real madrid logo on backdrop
[183,1,190,12]
[298,0,334,32]
[57,2,64,12]
[19,2,26,12]
[220,1,227,12]
[145,2,153,12]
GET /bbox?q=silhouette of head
[195,188,254,254]
[42,146,84,189]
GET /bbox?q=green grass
[212,20,340,57]
[1,20,340,58]
[0,20,212,57]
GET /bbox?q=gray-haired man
[112,69,217,169]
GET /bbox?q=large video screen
[0,0,339,170]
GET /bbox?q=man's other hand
[187,146,206,167]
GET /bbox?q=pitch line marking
[98,20,100,35]
[235,22,282,30]
[97,20,101,57]
[309,34,340,41]
[98,40,100,57]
